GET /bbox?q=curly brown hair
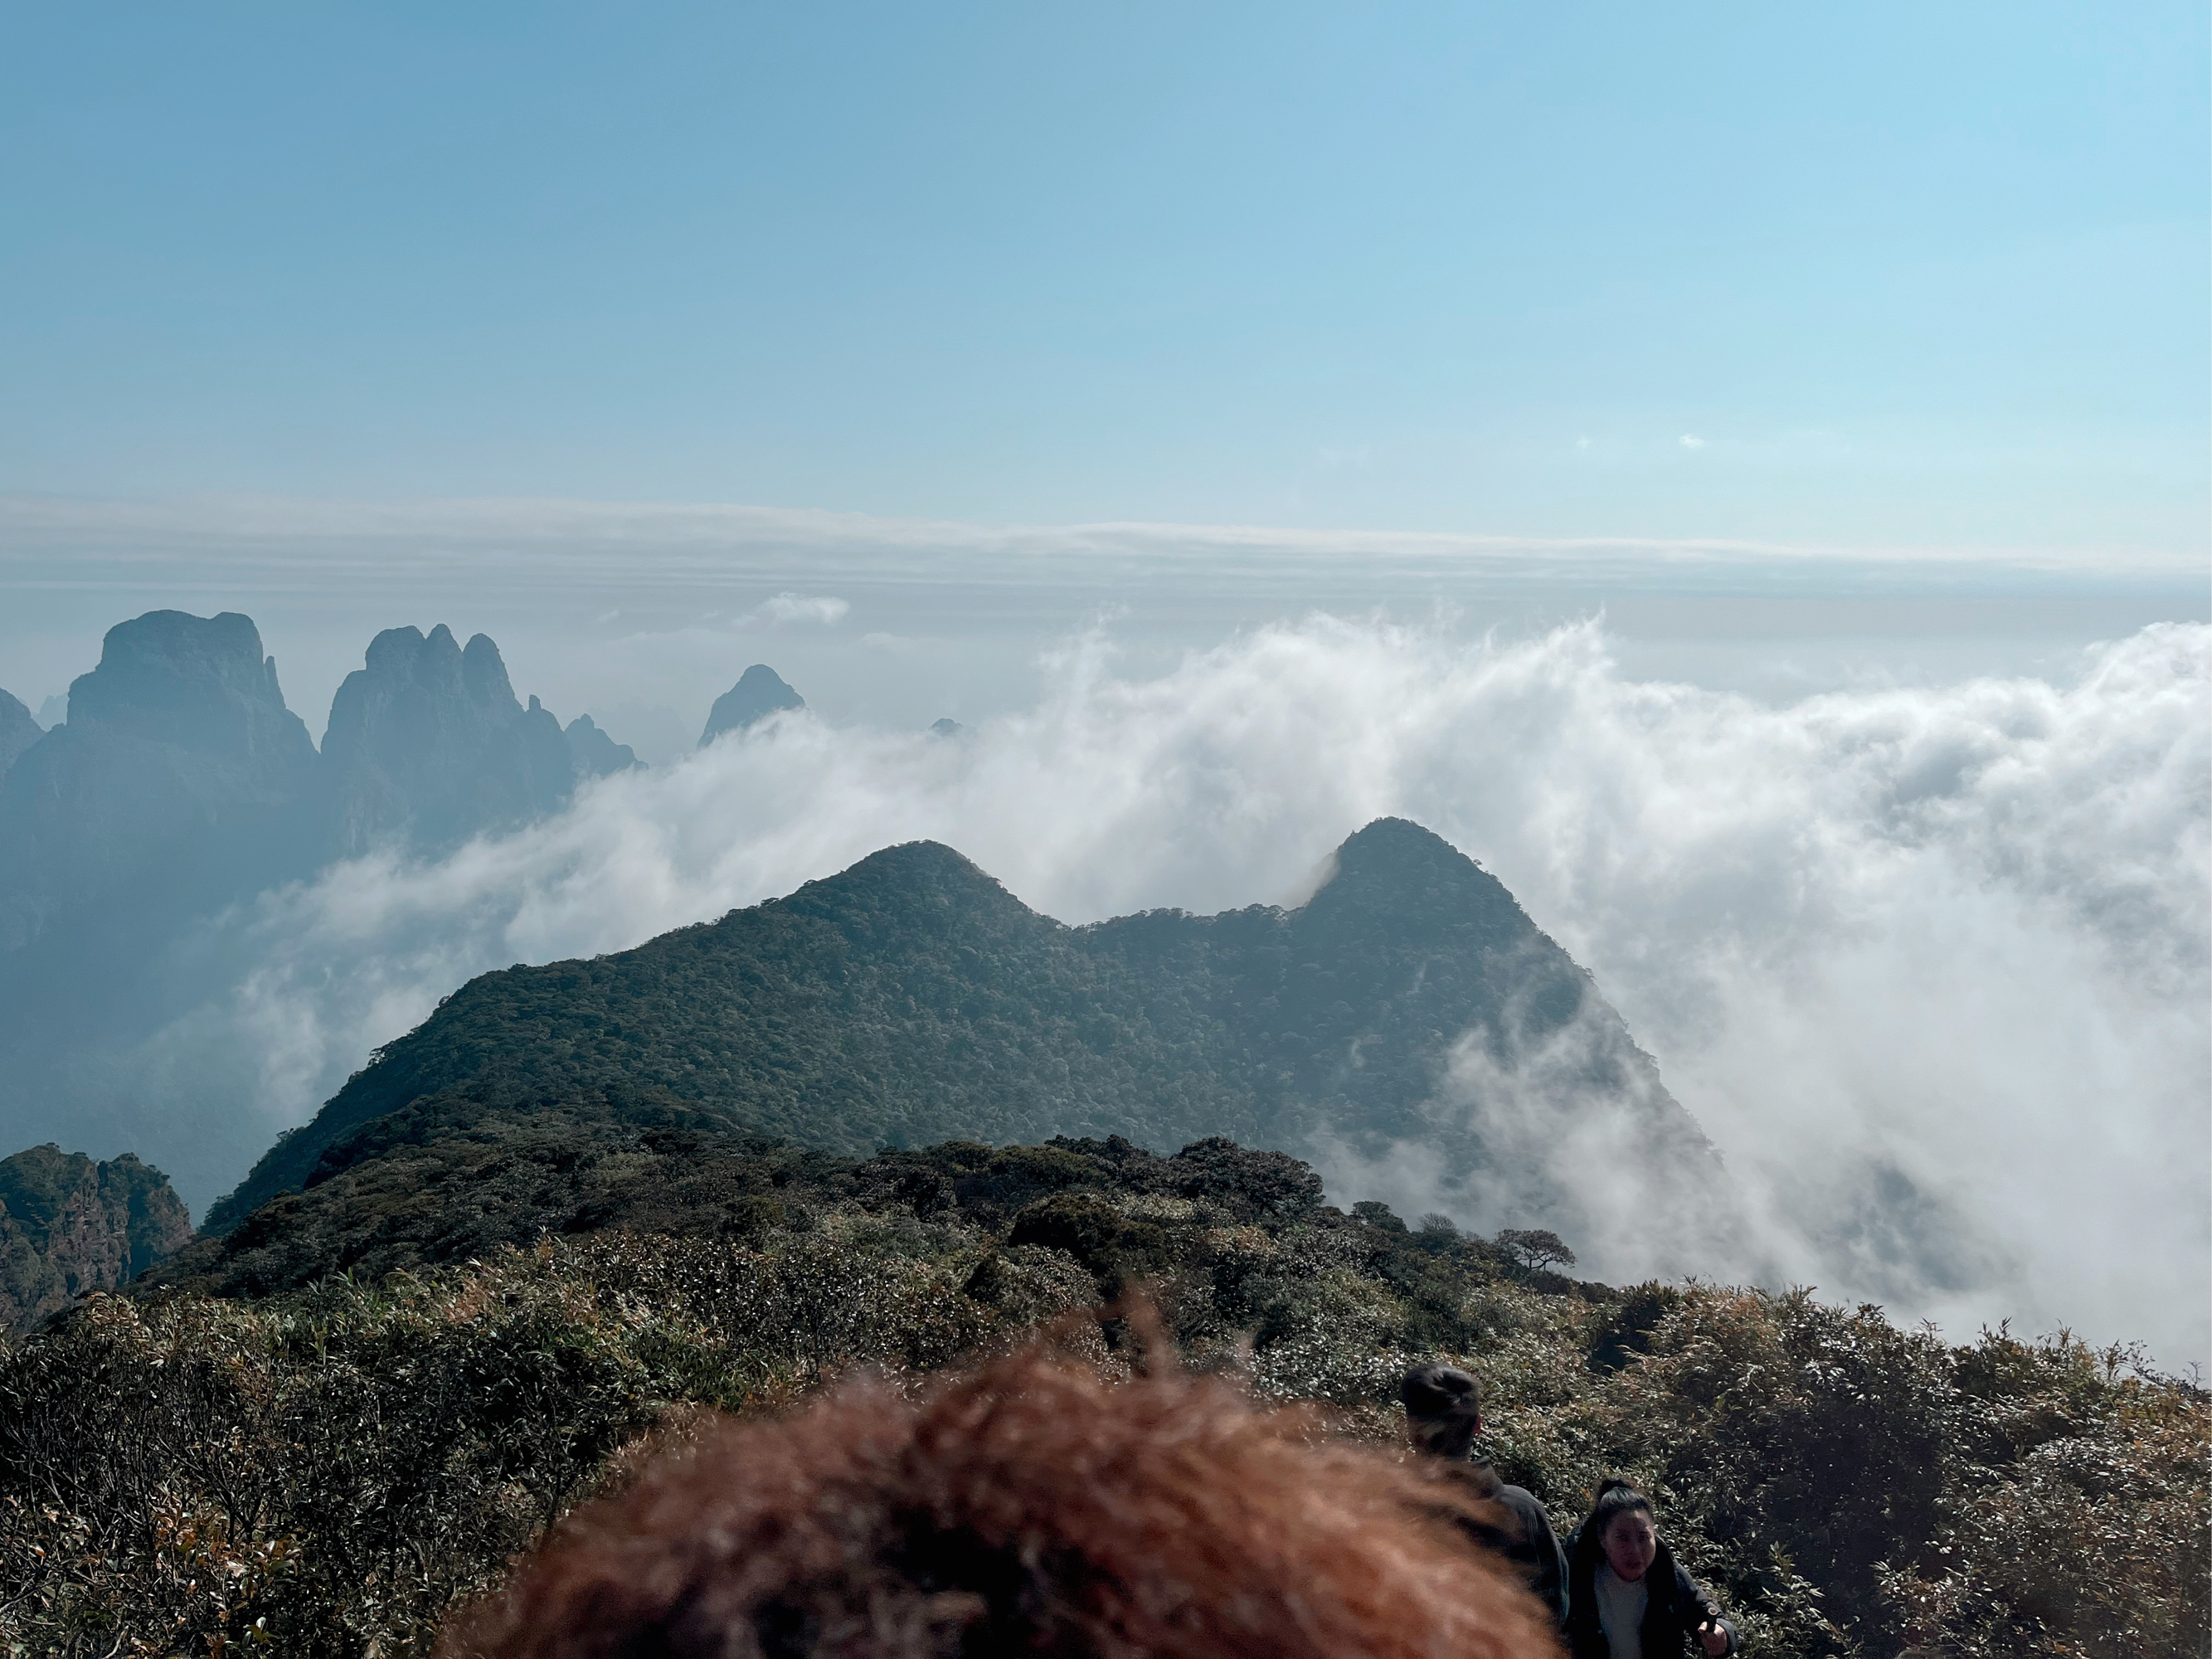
[444,1335,1560,1659]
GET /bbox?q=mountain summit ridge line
[208,818,1723,1248]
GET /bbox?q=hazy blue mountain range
[209,819,1721,1246]
[0,1144,193,1333]
[0,612,320,956]
[0,609,706,1208]
[0,611,664,948]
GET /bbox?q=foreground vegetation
[2,1135,2204,1658]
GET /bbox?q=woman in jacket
[1564,1478,1737,1659]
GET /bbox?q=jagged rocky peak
[0,1144,195,1333]
[63,610,314,765]
[321,625,576,858]
[0,688,38,774]
[564,713,641,777]
[699,664,804,747]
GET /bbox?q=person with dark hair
[445,1337,1564,1659]
[1564,1478,1736,1659]
[1399,1361,1569,1631]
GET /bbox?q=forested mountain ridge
[208,819,1717,1238]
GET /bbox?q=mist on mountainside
[0,609,2204,1365]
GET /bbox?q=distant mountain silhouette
[0,609,651,1211]
[699,664,803,746]
[321,625,576,859]
[210,820,1723,1243]
[0,611,319,954]
[0,1143,193,1332]
[564,713,641,777]
[0,689,39,775]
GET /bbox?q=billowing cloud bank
[165,615,2210,1364]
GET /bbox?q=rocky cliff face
[698,664,804,747]
[320,625,576,858]
[0,1144,195,1332]
[0,611,319,951]
[0,690,40,776]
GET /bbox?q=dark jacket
[1563,1524,1737,1659]
[1433,1461,1569,1630]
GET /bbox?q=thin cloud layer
[7,492,2201,588]
[145,615,2210,1364]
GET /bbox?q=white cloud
[143,615,2211,1365]
[756,592,851,626]
[1680,433,1706,449]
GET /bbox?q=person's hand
[1696,1616,1729,1657]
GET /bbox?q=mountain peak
[321,624,571,858]
[1320,818,1492,895]
[64,610,304,758]
[699,665,805,747]
[461,633,518,709]
[778,839,1038,932]
[1334,815,1470,868]
[565,713,641,777]
[1297,818,1532,947]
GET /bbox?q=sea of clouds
[145,613,2210,1366]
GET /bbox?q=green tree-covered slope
[210,819,1712,1234]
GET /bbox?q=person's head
[1400,1361,1483,1459]
[1585,1478,1658,1584]
[448,1339,1559,1659]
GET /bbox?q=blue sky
[3,2,2205,560]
